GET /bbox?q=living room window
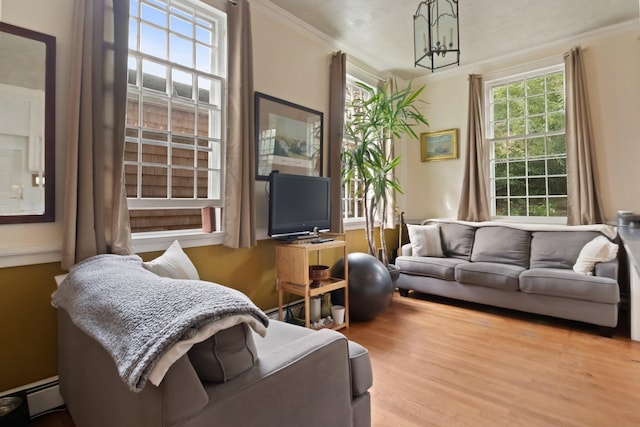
[342,76,370,223]
[125,0,227,234]
[486,65,567,220]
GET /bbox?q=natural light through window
[125,0,227,233]
[486,65,567,221]
[342,76,370,222]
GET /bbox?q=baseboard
[0,376,63,417]
[264,299,304,321]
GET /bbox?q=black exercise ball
[331,252,393,322]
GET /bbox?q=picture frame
[254,92,323,180]
[420,128,458,161]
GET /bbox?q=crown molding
[250,0,389,78]
[417,18,640,83]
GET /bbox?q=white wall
[0,0,75,265]
[401,22,640,223]
[251,2,334,231]
[0,0,351,262]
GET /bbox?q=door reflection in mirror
[0,22,55,223]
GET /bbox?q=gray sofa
[58,309,372,427]
[395,221,621,335]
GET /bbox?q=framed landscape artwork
[420,128,458,161]
[254,92,323,180]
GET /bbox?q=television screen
[268,172,331,238]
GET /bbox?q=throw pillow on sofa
[142,240,200,280]
[573,236,618,275]
[407,224,444,257]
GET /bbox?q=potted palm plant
[342,79,428,267]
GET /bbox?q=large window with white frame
[342,75,370,222]
[486,64,567,221]
[125,0,227,233]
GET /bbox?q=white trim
[484,63,565,89]
[420,19,640,83]
[252,0,390,79]
[132,229,224,252]
[0,245,61,268]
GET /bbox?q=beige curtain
[565,47,604,225]
[224,0,256,248]
[457,74,490,221]
[61,0,131,270]
[329,51,346,233]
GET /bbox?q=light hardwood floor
[31,292,640,427]
[343,292,640,427]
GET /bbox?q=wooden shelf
[276,238,349,330]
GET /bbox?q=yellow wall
[0,262,65,390]
[0,227,397,392]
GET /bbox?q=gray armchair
[58,310,372,427]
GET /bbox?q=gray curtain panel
[329,51,346,233]
[565,47,604,225]
[61,0,132,270]
[457,74,490,222]
[224,0,257,248]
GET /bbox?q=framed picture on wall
[254,92,323,180]
[420,128,458,161]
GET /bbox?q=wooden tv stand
[276,239,349,330]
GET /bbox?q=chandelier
[414,0,460,71]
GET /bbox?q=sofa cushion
[520,268,620,304]
[188,323,258,383]
[470,226,531,268]
[454,262,525,291]
[529,231,603,269]
[438,222,476,260]
[395,255,467,281]
[407,223,444,257]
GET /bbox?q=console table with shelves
[276,238,349,330]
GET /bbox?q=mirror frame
[0,22,56,224]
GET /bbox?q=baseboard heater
[0,376,63,419]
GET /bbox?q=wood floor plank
[342,292,640,427]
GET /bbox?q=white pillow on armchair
[142,240,200,280]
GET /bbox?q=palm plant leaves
[342,79,428,264]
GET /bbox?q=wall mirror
[0,22,55,224]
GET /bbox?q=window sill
[132,229,224,253]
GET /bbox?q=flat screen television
[268,172,331,239]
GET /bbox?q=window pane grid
[342,77,370,221]
[488,67,566,219]
[126,0,226,231]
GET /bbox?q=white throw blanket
[52,254,269,392]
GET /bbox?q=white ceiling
[264,0,639,80]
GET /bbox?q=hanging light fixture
[414,0,460,71]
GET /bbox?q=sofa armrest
[348,341,372,397]
[400,243,413,257]
[202,327,358,427]
[58,309,209,427]
[595,259,618,281]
